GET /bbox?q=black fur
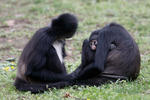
[72,22,140,83]
[76,22,140,82]
[14,13,78,93]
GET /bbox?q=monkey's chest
[53,41,63,63]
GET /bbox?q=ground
[0,0,150,100]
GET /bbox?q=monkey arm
[94,29,116,73]
[94,33,110,72]
[46,45,67,74]
[69,65,82,79]
[27,69,71,82]
[74,63,100,80]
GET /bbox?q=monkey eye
[93,40,97,45]
[90,42,93,46]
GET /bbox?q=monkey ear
[94,33,110,72]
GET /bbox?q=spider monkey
[14,13,78,93]
[72,23,140,85]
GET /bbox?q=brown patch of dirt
[0,37,29,62]
[0,19,32,31]
[14,19,32,25]
[0,25,9,29]
[11,37,29,49]
[0,37,29,49]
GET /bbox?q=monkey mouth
[91,46,96,50]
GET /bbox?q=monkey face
[89,32,98,51]
[89,40,97,51]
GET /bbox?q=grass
[0,0,150,99]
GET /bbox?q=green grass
[0,0,150,99]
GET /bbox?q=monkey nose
[92,45,96,50]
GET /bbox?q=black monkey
[14,13,78,93]
[46,22,141,88]
[94,23,140,80]
[73,22,140,84]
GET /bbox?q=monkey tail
[14,78,71,93]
